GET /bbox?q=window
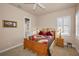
[57,16,71,35]
[76,11,79,37]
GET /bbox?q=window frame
[76,11,79,37]
[57,16,71,36]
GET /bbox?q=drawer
[57,41,64,43]
[57,43,64,47]
[57,39,63,42]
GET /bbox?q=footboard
[24,39,48,56]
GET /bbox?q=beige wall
[0,4,37,52]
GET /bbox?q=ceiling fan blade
[38,3,45,9]
[33,4,37,10]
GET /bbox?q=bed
[24,29,55,56]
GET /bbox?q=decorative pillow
[32,35,36,40]
[51,31,54,36]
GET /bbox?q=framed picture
[3,20,17,28]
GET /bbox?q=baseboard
[0,43,23,53]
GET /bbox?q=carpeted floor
[51,46,79,56]
[0,45,79,56]
[0,46,37,56]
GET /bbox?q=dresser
[55,37,64,47]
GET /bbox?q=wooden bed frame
[24,38,48,56]
[24,30,55,56]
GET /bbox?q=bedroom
[0,3,79,56]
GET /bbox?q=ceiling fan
[24,3,46,10]
[33,3,45,10]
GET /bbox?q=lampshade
[56,27,62,38]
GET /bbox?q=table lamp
[56,27,62,38]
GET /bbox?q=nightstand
[55,37,64,47]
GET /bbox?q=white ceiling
[11,3,77,16]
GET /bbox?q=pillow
[32,35,36,40]
[51,31,54,36]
